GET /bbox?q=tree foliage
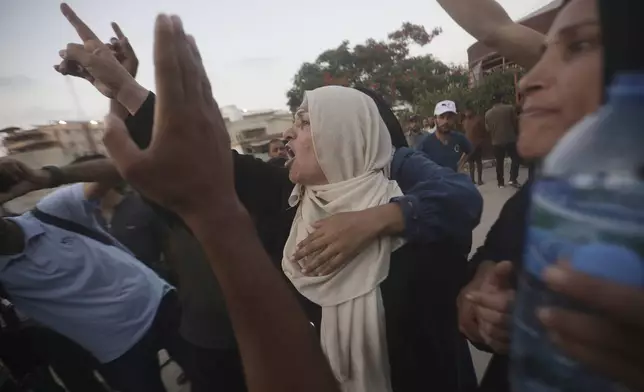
[416,67,524,116]
[286,23,443,111]
[287,23,522,117]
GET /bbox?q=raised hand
[102,15,236,220]
[54,3,135,99]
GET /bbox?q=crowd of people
[404,99,522,188]
[0,0,642,392]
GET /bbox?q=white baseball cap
[434,100,458,116]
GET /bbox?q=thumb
[487,260,514,290]
[103,114,145,179]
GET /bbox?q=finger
[294,231,326,261]
[63,44,92,67]
[480,330,510,354]
[186,35,215,105]
[111,22,126,40]
[315,254,349,276]
[303,247,337,275]
[60,3,100,43]
[102,114,145,179]
[476,306,511,331]
[543,265,644,326]
[487,260,514,290]
[466,290,514,313]
[169,15,199,101]
[153,14,183,109]
[538,307,644,360]
[547,331,644,392]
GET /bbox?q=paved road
[162,166,529,391]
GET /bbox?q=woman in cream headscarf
[96,80,481,391]
[281,86,477,392]
[282,86,404,392]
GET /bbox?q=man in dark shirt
[405,115,427,148]
[485,99,520,188]
[462,108,486,185]
[418,100,472,172]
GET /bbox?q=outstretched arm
[436,0,546,69]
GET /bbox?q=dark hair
[269,139,284,146]
[71,153,107,165]
[354,87,408,149]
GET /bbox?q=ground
[161,166,529,391]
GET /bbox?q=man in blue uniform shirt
[0,158,187,392]
[418,100,472,172]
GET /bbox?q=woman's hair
[353,87,408,149]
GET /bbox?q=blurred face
[269,140,287,159]
[436,112,457,133]
[422,118,429,127]
[518,0,601,159]
[283,110,327,185]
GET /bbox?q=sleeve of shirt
[390,148,483,245]
[36,184,99,228]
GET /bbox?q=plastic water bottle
[509,72,644,391]
[510,70,644,391]
[509,1,644,389]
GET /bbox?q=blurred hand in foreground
[539,264,644,391]
[102,14,236,221]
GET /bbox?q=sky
[0,0,551,129]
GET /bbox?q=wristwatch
[41,166,64,188]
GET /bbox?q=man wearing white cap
[418,100,472,172]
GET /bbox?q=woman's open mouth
[285,145,296,168]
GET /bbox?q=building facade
[2,121,107,158]
[222,105,293,160]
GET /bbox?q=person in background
[71,154,178,286]
[405,114,426,148]
[462,108,486,185]
[485,96,520,188]
[267,138,288,167]
[423,116,436,134]
[418,100,472,172]
[0,157,186,392]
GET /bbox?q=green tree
[286,23,443,111]
[416,67,523,116]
